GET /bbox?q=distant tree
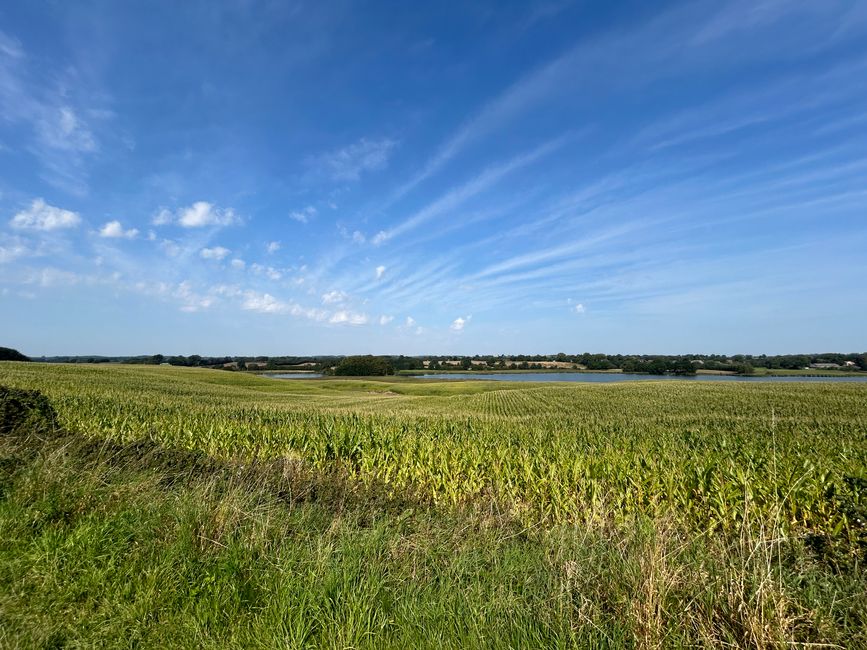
[461,358,472,370]
[0,347,29,362]
[333,356,394,376]
[672,359,696,375]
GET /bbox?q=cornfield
[1,362,865,540]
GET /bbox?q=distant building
[810,363,841,369]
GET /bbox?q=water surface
[267,373,323,379]
[415,372,867,383]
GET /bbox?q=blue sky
[1,1,866,356]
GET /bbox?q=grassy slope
[1,363,866,647]
[4,427,865,648]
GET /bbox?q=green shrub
[0,385,57,435]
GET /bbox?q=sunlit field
[2,362,865,647]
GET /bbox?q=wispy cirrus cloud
[0,235,30,264]
[0,30,113,195]
[310,137,398,182]
[372,135,570,244]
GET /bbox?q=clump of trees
[331,356,394,376]
[0,347,29,362]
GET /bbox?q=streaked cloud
[312,137,398,182]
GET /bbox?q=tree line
[6,348,866,376]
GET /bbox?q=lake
[267,373,323,379]
[415,372,867,383]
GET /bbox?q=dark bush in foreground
[0,385,57,435]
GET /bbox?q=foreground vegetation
[1,363,866,647]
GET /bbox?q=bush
[0,386,58,435]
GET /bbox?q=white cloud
[0,236,29,263]
[378,315,394,325]
[573,303,586,314]
[329,310,369,326]
[98,220,138,239]
[174,281,214,312]
[352,230,366,244]
[290,206,316,223]
[405,316,416,327]
[37,106,96,154]
[230,258,246,270]
[152,202,239,228]
[242,291,285,313]
[241,290,327,321]
[10,199,81,231]
[375,265,386,279]
[450,317,466,331]
[0,30,24,59]
[151,208,173,226]
[313,137,398,182]
[251,263,282,280]
[25,267,81,287]
[321,289,348,304]
[161,239,181,257]
[180,202,238,228]
[266,241,281,254]
[200,246,230,260]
